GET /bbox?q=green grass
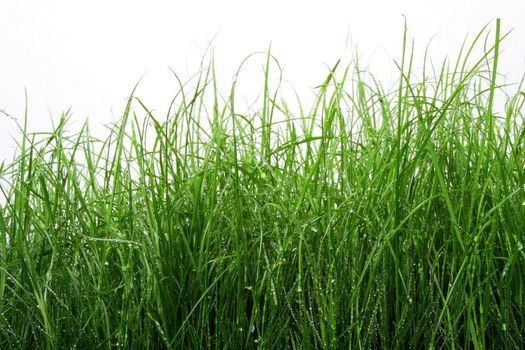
[1,19,524,349]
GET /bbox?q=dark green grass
[1,19,524,349]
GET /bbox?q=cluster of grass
[1,20,524,349]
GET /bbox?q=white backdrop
[1,0,524,162]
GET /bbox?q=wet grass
[0,19,524,349]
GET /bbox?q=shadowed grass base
[1,19,524,349]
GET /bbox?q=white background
[1,0,524,162]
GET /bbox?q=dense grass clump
[1,20,524,349]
